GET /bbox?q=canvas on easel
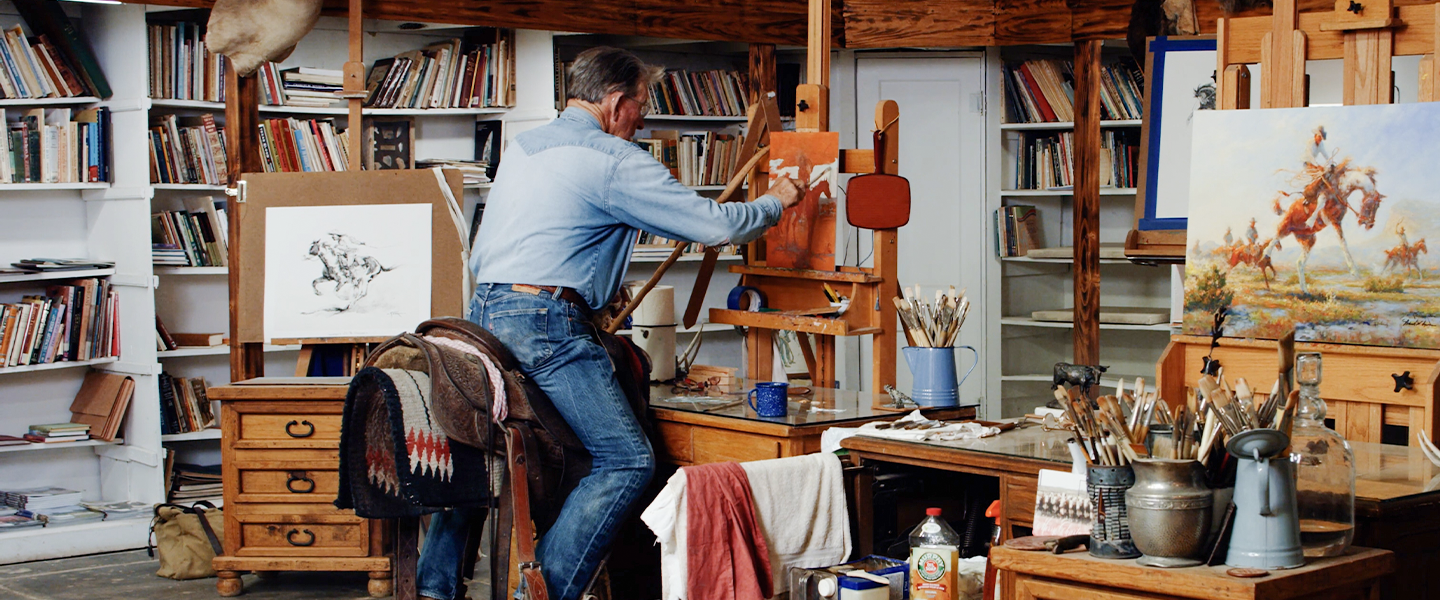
[234,169,466,345]
[766,131,839,271]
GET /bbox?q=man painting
[415,47,804,600]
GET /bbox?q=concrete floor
[0,549,491,600]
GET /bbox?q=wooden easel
[1156,0,1440,447]
[706,0,904,408]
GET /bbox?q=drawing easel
[1156,0,1440,447]
[706,0,904,408]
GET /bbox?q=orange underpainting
[766,131,840,271]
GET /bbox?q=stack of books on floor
[150,196,230,267]
[147,19,225,102]
[634,130,741,187]
[258,117,351,172]
[23,422,89,444]
[148,113,228,185]
[2,106,113,183]
[168,462,222,506]
[994,205,1042,258]
[0,276,120,368]
[1001,59,1144,123]
[646,69,749,117]
[364,31,516,109]
[158,372,215,435]
[416,158,490,185]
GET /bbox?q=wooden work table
[990,545,1393,600]
[844,426,1440,599]
[649,380,973,466]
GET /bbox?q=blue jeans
[417,284,656,600]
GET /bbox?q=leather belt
[510,284,592,318]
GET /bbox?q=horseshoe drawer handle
[286,472,316,494]
[287,529,315,547]
[285,420,315,438]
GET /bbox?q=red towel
[685,461,774,600]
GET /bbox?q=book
[0,435,28,446]
[68,370,134,442]
[170,332,222,347]
[365,31,515,109]
[79,500,149,520]
[2,486,82,510]
[11,0,110,98]
[27,422,88,434]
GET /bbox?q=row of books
[148,113,228,185]
[0,276,119,369]
[634,130,741,187]
[994,205,1043,258]
[1008,129,1141,190]
[365,32,516,109]
[647,69,750,117]
[258,117,352,173]
[255,62,347,109]
[632,231,739,257]
[3,107,111,184]
[151,196,230,268]
[1001,59,1144,123]
[158,372,215,435]
[7,0,111,98]
[147,20,224,102]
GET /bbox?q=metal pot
[1088,464,1140,558]
[1126,459,1213,568]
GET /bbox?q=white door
[853,54,988,405]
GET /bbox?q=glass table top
[649,378,977,427]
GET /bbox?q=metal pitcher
[1126,459,1212,568]
[1225,429,1304,570]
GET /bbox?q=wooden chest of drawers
[209,378,391,597]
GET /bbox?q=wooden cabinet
[990,545,1393,600]
[210,379,391,598]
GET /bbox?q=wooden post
[345,0,364,171]
[872,100,900,394]
[1072,41,1102,367]
[225,59,264,382]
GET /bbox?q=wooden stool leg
[393,516,420,600]
[216,570,243,597]
[369,570,394,597]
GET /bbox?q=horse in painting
[1385,238,1428,279]
[1269,163,1385,292]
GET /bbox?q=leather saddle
[364,317,652,600]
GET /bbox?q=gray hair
[567,47,664,104]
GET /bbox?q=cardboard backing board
[235,169,465,344]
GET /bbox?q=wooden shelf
[153,266,227,275]
[710,308,853,336]
[0,357,118,376]
[0,97,101,106]
[999,119,1143,130]
[728,265,882,283]
[161,429,221,442]
[1000,316,1174,332]
[0,438,120,453]
[0,517,151,564]
[0,268,115,284]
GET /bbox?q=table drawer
[692,428,781,464]
[236,520,368,558]
[237,468,339,504]
[1005,474,1038,527]
[235,414,342,449]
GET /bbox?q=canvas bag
[149,501,225,580]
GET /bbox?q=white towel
[641,453,853,599]
[740,453,851,597]
[640,469,689,600]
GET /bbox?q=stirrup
[580,557,611,600]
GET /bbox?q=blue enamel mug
[747,381,789,417]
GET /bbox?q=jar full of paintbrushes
[895,286,975,407]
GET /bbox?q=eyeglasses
[625,94,651,115]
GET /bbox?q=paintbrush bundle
[1055,377,1218,465]
[893,286,968,348]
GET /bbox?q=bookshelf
[984,45,1178,418]
[0,1,554,564]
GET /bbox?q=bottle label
[915,551,948,583]
[921,522,941,534]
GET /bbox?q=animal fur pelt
[205,0,322,77]
[1127,0,1203,63]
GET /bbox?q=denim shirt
[471,107,783,309]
